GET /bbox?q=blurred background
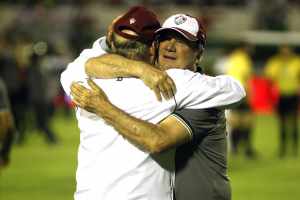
[0,0,300,200]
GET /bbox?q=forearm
[86,54,177,101]
[71,79,185,152]
[95,102,169,153]
[85,54,151,79]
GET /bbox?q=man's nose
[166,38,176,52]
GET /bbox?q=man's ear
[150,41,159,65]
[196,49,204,62]
[107,28,113,45]
[150,43,155,57]
[193,50,204,71]
[107,15,122,46]
[110,40,116,53]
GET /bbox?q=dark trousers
[277,95,299,157]
[32,102,57,143]
[9,83,29,143]
[0,128,15,165]
[230,101,255,158]
[231,127,254,157]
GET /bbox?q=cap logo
[129,18,136,24]
[174,15,187,25]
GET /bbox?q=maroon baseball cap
[113,6,161,45]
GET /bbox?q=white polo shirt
[60,37,245,200]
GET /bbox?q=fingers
[70,82,93,108]
[158,84,169,100]
[150,76,176,101]
[153,87,162,102]
[71,82,87,93]
[71,82,92,96]
[87,79,101,92]
[157,77,176,100]
[167,76,176,95]
[72,98,82,108]
[71,83,85,100]
[87,79,109,101]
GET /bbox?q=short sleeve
[173,108,224,141]
[166,69,245,110]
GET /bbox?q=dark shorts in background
[277,95,299,115]
[232,99,250,112]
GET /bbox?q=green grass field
[0,112,299,200]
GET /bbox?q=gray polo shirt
[173,108,231,200]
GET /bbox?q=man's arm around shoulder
[96,100,191,153]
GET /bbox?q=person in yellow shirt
[226,43,256,158]
[265,45,300,157]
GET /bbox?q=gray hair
[110,32,149,60]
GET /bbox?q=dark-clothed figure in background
[0,32,27,144]
[0,78,16,168]
[27,52,57,144]
[69,13,98,57]
[225,43,256,158]
[265,45,300,157]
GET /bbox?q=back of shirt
[73,77,177,200]
[73,73,238,199]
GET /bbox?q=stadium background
[0,0,300,200]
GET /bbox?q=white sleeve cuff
[170,114,193,140]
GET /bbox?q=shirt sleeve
[166,69,246,110]
[60,38,107,96]
[173,108,224,141]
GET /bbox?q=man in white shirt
[61,6,245,200]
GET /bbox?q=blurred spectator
[38,42,69,115]
[0,78,16,168]
[225,43,256,158]
[255,0,288,31]
[68,13,97,56]
[264,45,300,157]
[213,48,232,75]
[248,68,279,114]
[0,31,28,144]
[174,0,193,5]
[27,42,58,144]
